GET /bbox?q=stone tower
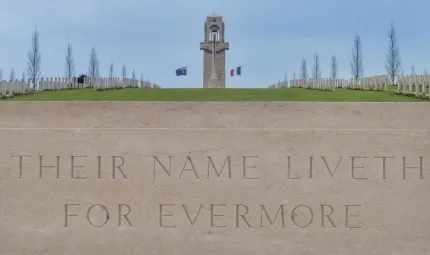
[200,13,229,88]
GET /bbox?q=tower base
[207,78,223,88]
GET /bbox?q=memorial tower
[200,13,229,88]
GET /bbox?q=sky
[0,0,429,88]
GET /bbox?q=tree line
[294,22,405,85]
[0,22,415,88]
[0,28,144,89]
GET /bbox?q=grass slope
[3,88,427,102]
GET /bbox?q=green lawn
[3,87,428,102]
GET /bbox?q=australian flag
[176,66,187,76]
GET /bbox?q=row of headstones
[39,77,161,91]
[397,75,430,99]
[94,79,160,90]
[39,77,91,91]
[289,75,389,91]
[290,78,341,91]
[0,77,161,99]
[0,79,33,98]
[346,75,389,91]
[92,78,139,91]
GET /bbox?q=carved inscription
[4,154,428,230]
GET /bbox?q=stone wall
[0,102,428,254]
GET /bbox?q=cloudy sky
[0,0,429,88]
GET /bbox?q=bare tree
[109,63,114,78]
[350,33,363,80]
[9,68,15,82]
[88,47,100,79]
[65,41,75,78]
[331,55,338,78]
[122,65,127,79]
[0,69,3,80]
[425,69,429,75]
[411,65,415,75]
[293,72,296,80]
[21,71,26,82]
[300,58,308,79]
[385,22,401,85]
[132,69,136,80]
[27,28,41,89]
[312,53,321,78]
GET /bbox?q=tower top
[209,13,221,17]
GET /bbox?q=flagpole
[241,74,243,88]
[240,65,243,88]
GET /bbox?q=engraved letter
[71,156,87,179]
[242,156,259,179]
[10,155,31,179]
[291,205,313,228]
[351,156,367,180]
[286,156,302,179]
[159,204,176,228]
[153,156,172,179]
[374,156,395,179]
[182,204,203,226]
[321,156,342,178]
[97,156,102,179]
[260,205,285,228]
[321,205,336,228]
[64,204,80,227]
[210,204,227,228]
[39,156,60,179]
[402,157,424,180]
[345,205,361,228]
[235,204,253,227]
[178,156,199,179]
[207,156,231,179]
[112,156,127,179]
[86,204,110,227]
[309,156,314,179]
[118,204,133,227]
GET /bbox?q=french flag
[230,66,242,77]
